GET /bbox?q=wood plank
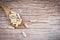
[0,30,60,40]
[0,29,60,34]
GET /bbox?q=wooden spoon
[0,1,28,29]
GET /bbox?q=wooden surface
[0,0,60,40]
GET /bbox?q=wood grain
[0,0,60,40]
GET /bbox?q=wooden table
[0,0,60,40]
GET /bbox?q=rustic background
[0,0,60,40]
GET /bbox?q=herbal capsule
[9,13,17,19]
[22,31,27,37]
[11,19,17,24]
[24,23,29,28]
[19,19,22,24]
[17,13,21,19]
[16,21,19,27]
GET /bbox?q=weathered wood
[0,0,60,40]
